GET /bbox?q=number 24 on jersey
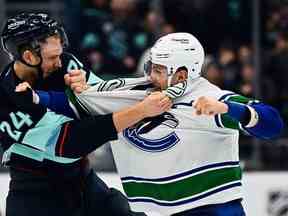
[0,111,33,141]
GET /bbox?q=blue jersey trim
[37,91,76,118]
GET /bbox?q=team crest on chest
[123,112,180,152]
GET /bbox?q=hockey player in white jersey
[20,32,283,216]
[77,33,282,216]
[107,33,282,216]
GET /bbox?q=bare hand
[64,70,89,94]
[15,82,32,92]
[15,82,39,104]
[193,96,228,116]
[140,92,172,118]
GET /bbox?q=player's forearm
[224,101,284,139]
[113,102,146,133]
[37,90,148,133]
[56,113,118,158]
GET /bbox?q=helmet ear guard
[146,32,205,86]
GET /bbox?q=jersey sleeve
[215,92,284,139]
[214,93,255,130]
[54,113,118,158]
[63,53,103,118]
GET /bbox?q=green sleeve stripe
[219,113,240,130]
[224,95,254,105]
[217,94,252,129]
[216,94,260,130]
[215,94,259,130]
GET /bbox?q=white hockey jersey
[78,77,243,216]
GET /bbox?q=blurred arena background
[0,0,288,215]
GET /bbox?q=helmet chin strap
[19,57,42,68]
[19,54,44,80]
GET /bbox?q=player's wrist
[220,101,229,114]
[135,102,149,119]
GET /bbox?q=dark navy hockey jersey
[0,52,116,170]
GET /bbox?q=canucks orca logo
[123,112,180,152]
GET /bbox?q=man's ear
[22,50,41,65]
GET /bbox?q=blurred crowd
[265,1,288,122]
[64,0,288,170]
[73,0,288,122]
[75,0,175,79]
[0,0,288,171]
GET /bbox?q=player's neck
[14,61,39,86]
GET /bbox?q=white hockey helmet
[145,32,205,84]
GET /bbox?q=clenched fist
[15,81,32,92]
[64,70,89,94]
[193,96,228,116]
[140,92,172,118]
[15,82,39,104]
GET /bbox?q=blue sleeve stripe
[225,101,248,122]
[37,91,77,119]
[36,90,50,107]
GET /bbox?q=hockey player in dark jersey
[0,13,172,216]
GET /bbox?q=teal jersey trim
[2,143,79,164]
[2,111,80,164]
[87,71,103,85]
[22,111,72,150]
